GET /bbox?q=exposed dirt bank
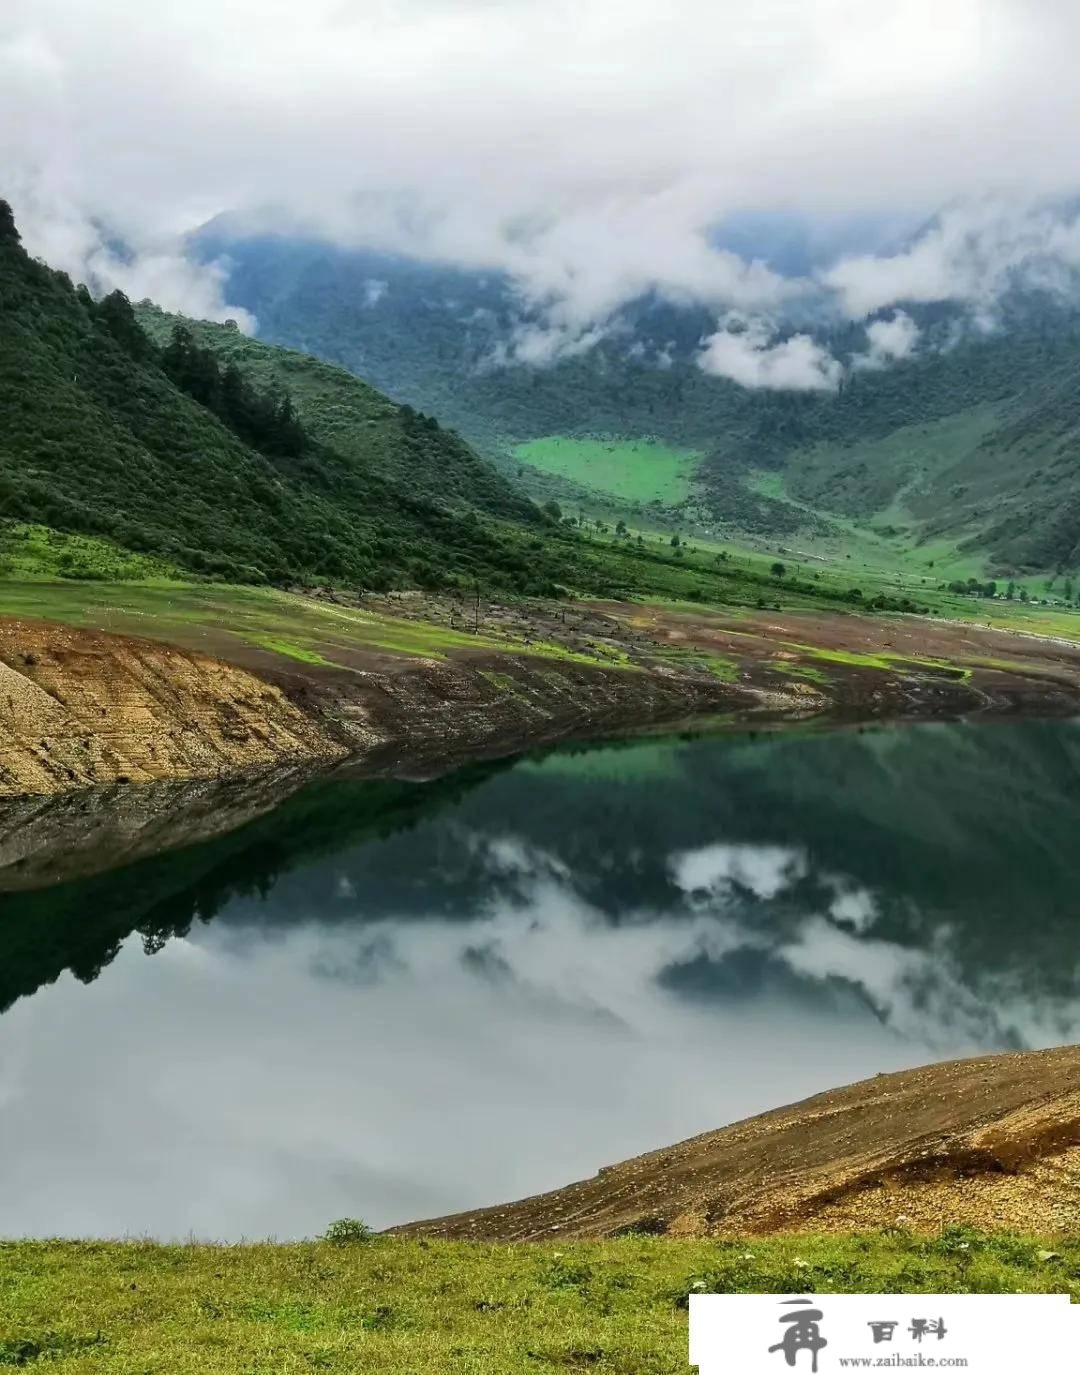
[6,590,1080,798]
[0,619,341,797]
[0,613,739,798]
[396,1047,1080,1241]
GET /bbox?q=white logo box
[690,1293,1078,1374]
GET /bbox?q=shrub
[323,1217,374,1245]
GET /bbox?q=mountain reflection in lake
[2,720,1080,1239]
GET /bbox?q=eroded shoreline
[4,593,1080,804]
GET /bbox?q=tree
[542,500,562,522]
[98,290,152,362]
[0,199,18,244]
[770,561,786,580]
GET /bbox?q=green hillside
[134,304,531,520]
[777,366,1080,573]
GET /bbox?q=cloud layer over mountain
[6,2,1080,378]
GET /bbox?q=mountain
[0,201,577,595]
[133,303,533,521]
[195,224,1080,572]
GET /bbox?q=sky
[5,1,1080,386]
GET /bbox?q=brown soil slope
[0,619,345,796]
[397,1047,1080,1240]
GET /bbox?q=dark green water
[2,719,1080,1239]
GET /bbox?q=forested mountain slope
[0,202,570,593]
[133,304,531,520]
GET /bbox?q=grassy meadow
[513,436,701,505]
[1,1232,1076,1374]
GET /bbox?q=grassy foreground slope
[2,1233,1075,1374]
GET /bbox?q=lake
[2,719,1080,1240]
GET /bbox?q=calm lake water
[3,719,1080,1239]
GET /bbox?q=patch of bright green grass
[514,435,701,505]
[648,644,740,682]
[0,1232,1075,1374]
[0,523,182,583]
[247,636,334,667]
[769,659,829,685]
[784,642,972,682]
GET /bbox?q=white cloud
[0,30,253,326]
[363,278,388,306]
[851,310,921,371]
[496,320,614,368]
[6,3,1080,354]
[822,200,1080,319]
[670,841,808,899]
[697,314,843,392]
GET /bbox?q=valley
[9,6,1080,1371]
[4,199,1080,1362]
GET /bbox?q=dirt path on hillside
[395,1047,1080,1241]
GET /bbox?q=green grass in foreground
[514,436,701,505]
[1,1233,1075,1374]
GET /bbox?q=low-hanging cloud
[697,314,843,392]
[7,2,1080,379]
[850,309,921,370]
[1,30,253,327]
[822,200,1080,320]
[7,175,255,330]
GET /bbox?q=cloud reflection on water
[2,819,1076,1239]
